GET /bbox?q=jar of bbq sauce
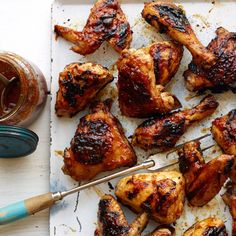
[0,52,47,126]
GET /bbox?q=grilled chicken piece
[132,95,218,150]
[222,181,236,236]
[63,100,137,181]
[142,1,215,68]
[54,0,132,55]
[212,109,236,155]
[117,42,183,118]
[184,27,236,92]
[183,218,227,236]
[149,225,175,236]
[178,140,236,206]
[55,62,113,117]
[95,194,149,236]
[115,171,185,224]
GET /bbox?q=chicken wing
[142,1,215,68]
[132,95,218,150]
[149,225,175,236]
[62,100,137,181]
[55,62,113,117]
[211,109,236,155]
[178,140,236,206]
[115,171,185,224]
[117,42,182,118]
[222,181,236,236]
[95,194,149,236]
[54,0,132,55]
[183,218,227,236]
[184,27,236,92]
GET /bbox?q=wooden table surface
[0,0,53,235]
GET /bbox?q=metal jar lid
[0,125,38,158]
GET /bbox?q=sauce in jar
[0,52,47,126]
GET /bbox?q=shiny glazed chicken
[63,100,137,181]
[212,109,236,155]
[142,1,216,68]
[117,42,183,117]
[55,62,113,117]
[222,181,236,236]
[115,171,185,224]
[149,226,175,236]
[184,27,236,92]
[183,218,227,236]
[95,194,149,236]
[132,95,218,150]
[178,140,236,206]
[54,0,132,55]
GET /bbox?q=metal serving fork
[0,134,214,225]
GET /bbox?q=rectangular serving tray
[50,0,236,235]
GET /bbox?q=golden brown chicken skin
[54,0,132,55]
[183,218,227,236]
[184,27,236,92]
[62,100,137,181]
[178,140,236,206]
[115,171,185,224]
[132,95,218,150]
[117,42,182,118]
[212,109,236,155]
[142,1,216,68]
[55,62,113,117]
[95,194,149,236]
[149,225,175,236]
[222,181,236,236]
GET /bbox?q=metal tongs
[0,133,214,225]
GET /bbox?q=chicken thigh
[132,95,218,150]
[142,1,215,68]
[115,171,185,224]
[55,62,113,117]
[54,0,132,55]
[63,100,137,181]
[95,194,149,236]
[211,109,236,155]
[149,226,175,236]
[117,42,183,117]
[178,140,236,206]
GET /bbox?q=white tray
[50,1,236,235]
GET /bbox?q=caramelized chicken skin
[132,95,218,150]
[184,27,236,92]
[63,100,137,181]
[95,194,149,236]
[142,1,216,68]
[212,109,236,155]
[183,218,227,236]
[54,0,132,55]
[178,140,236,206]
[115,171,185,224]
[117,42,183,117]
[55,62,113,117]
[149,225,175,236]
[222,181,236,236]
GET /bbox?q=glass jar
[0,52,47,126]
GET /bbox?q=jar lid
[0,125,38,158]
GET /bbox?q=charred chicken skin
[115,171,185,224]
[54,0,132,55]
[212,109,236,155]
[183,217,227,236]
[117,42,183,118]
[95,194,149,236]
[222,181,236,236]
[178,140,236,206]
[63,100,137,181]
[149,225,175,236]
[184,27,236,92]
[132,95,218,150]
[142,1,216,68]
[55,62,113,117]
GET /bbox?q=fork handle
[0,192,62,225]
